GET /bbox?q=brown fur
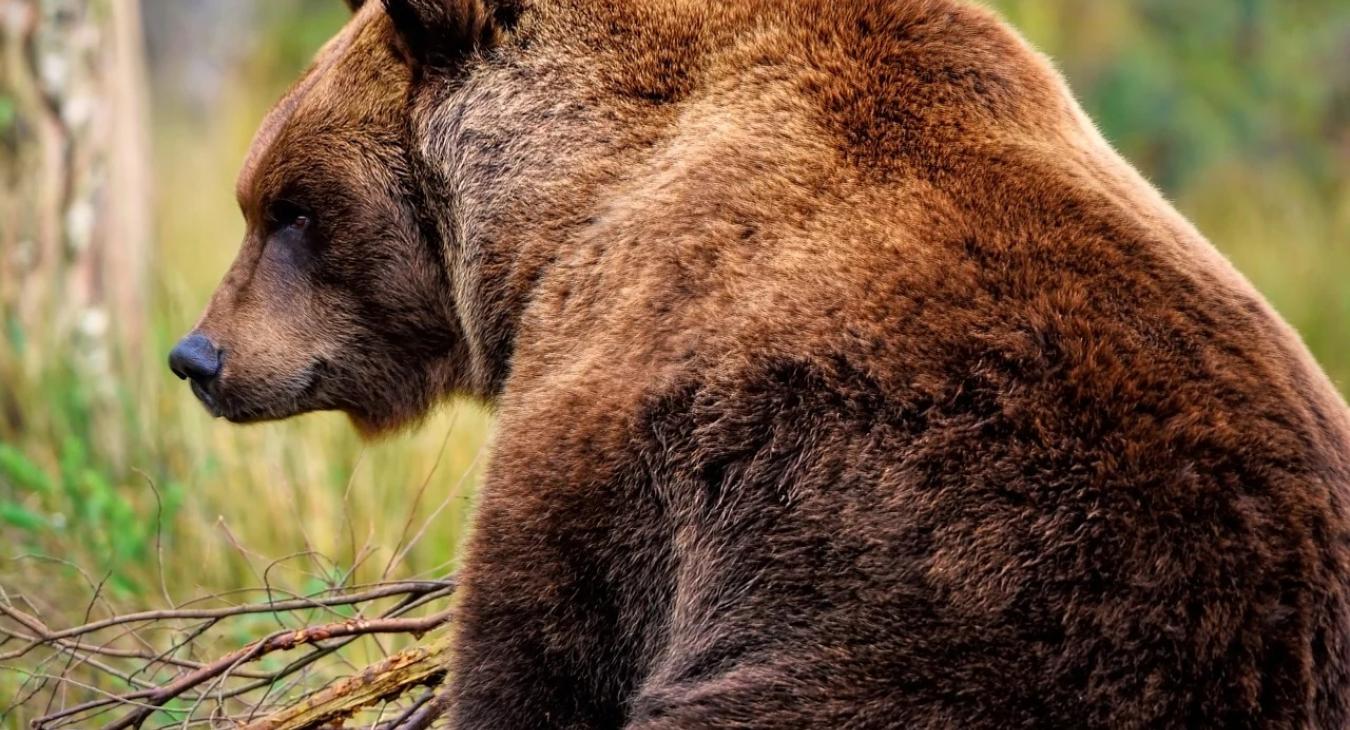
[174,0,1350,726]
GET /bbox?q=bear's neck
[417,1,703,399]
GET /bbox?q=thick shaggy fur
[175,0,1350,726]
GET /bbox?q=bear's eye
[265,200,312,232]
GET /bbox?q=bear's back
[452,1,1350,725]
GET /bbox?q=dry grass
[0,44,492,727]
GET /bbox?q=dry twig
[2,574,457,729]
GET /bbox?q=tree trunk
[0,0,150,372]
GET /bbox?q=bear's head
[168,0,515,436]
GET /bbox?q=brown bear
[169,0,1350,727]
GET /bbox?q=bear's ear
[345,0,365,11]
[383,0,513,69]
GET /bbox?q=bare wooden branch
[1,574,459,729]
[0,579,456,660]
[242,633,454,730]
[99,610,455,730]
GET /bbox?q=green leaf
[4,314,22,354]
[0,95,15,131]
[0,444,54,494]
[59,437,89,500]
[0,503,47,531]
[109,572,141,598]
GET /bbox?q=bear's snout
[168,332,222,386]
[169,332,230,416]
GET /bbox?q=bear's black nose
[169,333,222,384]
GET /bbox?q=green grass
[0,26,491,723]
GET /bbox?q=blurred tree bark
[0,0,150,371]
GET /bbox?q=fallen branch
[244,633,454,730]
[0,579,456,658]
[102,609,455,730]
[3,574,458,729]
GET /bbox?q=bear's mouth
[189,379,223,417]
[188,362,326,423]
